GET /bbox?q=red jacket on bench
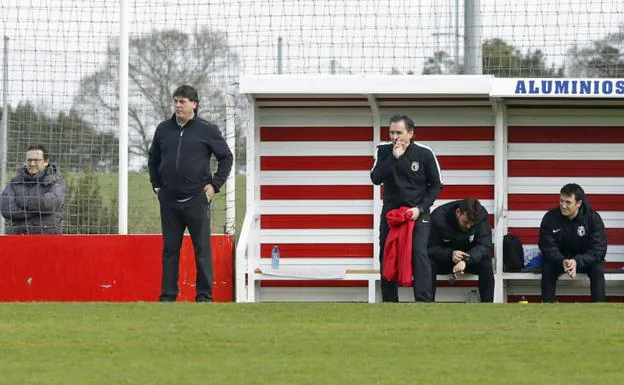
[383,206,414,287]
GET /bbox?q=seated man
[428,198,494,302]
[538,183,607,302]
[0,144,65,234]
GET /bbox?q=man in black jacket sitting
[538,183,607,302]
[428,198,494,302]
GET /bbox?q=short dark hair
[389,114,415,133]
[173,85,199,114]
[26,144,49,161]
[457,198,484,223]
[560,183,585,202]
[173,85,199,102]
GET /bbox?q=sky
[1,0,622,165]
[2,0,622,109]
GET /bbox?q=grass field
[1,303,623,385]
[83,172,247,236]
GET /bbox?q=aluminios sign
[492,78,624,97]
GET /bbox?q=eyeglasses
[26,158,44,163]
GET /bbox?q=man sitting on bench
[428,198,494,302]
[538,183,607,302]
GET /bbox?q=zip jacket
[428,200,492,266]
[371,141,443,214]
[148,114,233,200]
[538,199,607,269]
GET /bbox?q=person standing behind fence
[148,85,233,302]
[538,183,607,303]
[0,144,65,235]
[371,114,443,302]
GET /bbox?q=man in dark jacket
[371,114,443,302]
[1,144,65,234]
[148,85,233,302]
[539,183,607,302]
[428,198,494,302]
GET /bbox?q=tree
[74,28,239,165]
[422,51,460,75]
[6,102,118,173]
[421,38,564,77]
[482,39,564,77]
[567,28,624,77]
[64,173,118,234]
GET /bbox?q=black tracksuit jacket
[370,141,443,214]
[428,200,493,266]
[148,114,233,200]
[538,200,607,269]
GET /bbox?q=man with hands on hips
[371,114,443,302]
[148,85,233,302]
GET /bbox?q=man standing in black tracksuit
[539,183,607,302]
[428,198,494,302]
[371,114,443,302]
[148,85,233,302]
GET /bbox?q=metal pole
[277,37,283,74]
[118,0,129,234]
[492,98,507,303]
[224,91,236,235]
[1,36,9,235]
[463,0,482,74]
[454,0,460,73]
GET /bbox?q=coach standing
[371,114,443,302]
[148,85,233,302]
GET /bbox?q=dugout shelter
[236,75,624,303]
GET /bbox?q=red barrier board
[0,234,234,302]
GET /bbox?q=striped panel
[260,171,494,186]
[261,185,373,200]
[260,214,373,229]
[507,228,624,245]
[507,116,624,273]
[380,126,494,141]
[508,160,624,177]
[509,194,624,211]
[257,108,495,293]
[508,126,624,143]
[260,244,373,258]
[260,126,373,141]
[260,155,492,171]
[261,280,480,288]
[259,199,495,215]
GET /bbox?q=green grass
[1,303,623,384]
[77,172,247,235]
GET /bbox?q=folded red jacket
[383,206,414,287]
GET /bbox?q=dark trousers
[541,259,605,303]
[379,213,433,302]
[431,257,495,302]
[159,191,213,302]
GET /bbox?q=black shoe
[196,296,213,303]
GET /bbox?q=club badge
[469,234,475,242]
[411,161,419,172]
[577,226,585,237]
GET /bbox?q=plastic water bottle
[271,245,280,270]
